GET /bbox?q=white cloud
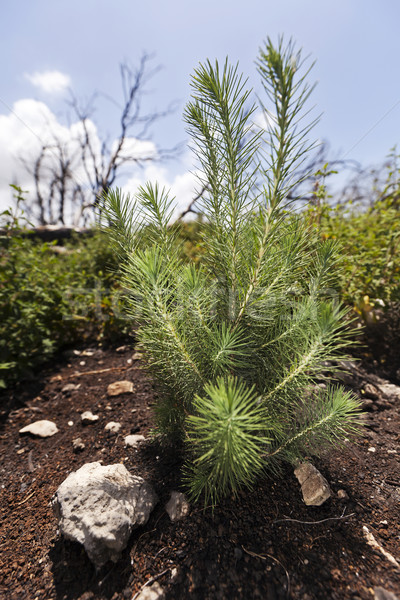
[0,99,100,220]
[112,137,158,162]
[25,70,71,95]
[0,99,195,224]
[122,161,199,221]
[252,109,276,131]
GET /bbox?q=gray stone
[337,489,349,500]
[374,588,399,600]
[294,463,331,506]
[107,380,134,396]
[62,383,81,393]
[116,345,129,353]
[19,420,58,438]
[52,462,158,568]
[363,383,380,400]
[124,434,146,448]
[72,438,85,452]
[165,491,190,522]
[377,383,400,402]
[135,582,165,600]
[105,421,121,434]
[363,526,400,568]
[81,411,99,424]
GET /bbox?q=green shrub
[305,185,400,320]
[0,208,129,388]
[103,38,362,505]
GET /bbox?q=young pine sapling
[103,37,363,505]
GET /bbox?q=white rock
[116,345,129,353]
[294,463,332,506]
[374,588,399,600]
[165,491,190,522]
[19,420,58,438]
[72,438,85,452]
[136,581,165,600]
[107,380,134,396]
[378,383,400,402]
[81,411,99,424]
[105,421,121,434]
[62,383,81,393]
[52,462,158,568]
[124,434,145,448]
[363,526,400,568]
[337,489,349,500]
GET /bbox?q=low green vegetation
[0,199,128,388]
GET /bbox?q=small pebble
[81,411,99,424]
[72,438,85,452]
[368,447,376,453]
[105,421,121,434]
[337,489,349,500]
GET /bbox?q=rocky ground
[0,342,399,600]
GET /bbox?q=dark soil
[0,341,399,600]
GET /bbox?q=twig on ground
[98,564,116,587]
[51,365,134,382]
[274,507,354,526]
[17,491,35,506]
[241,545,290,598]
[27,450,35,472]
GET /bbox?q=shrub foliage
[0,207,128,388]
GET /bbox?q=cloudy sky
[1,0,399,222]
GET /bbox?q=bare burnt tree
[334,147,400,210]
[20,53,179,226]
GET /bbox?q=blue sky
[1,0,399,220]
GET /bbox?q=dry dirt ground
[0,342,399,600]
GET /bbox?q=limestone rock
[165,491,190,522]
[363,526,400,568]
[294,463,331,506]
[124,434,145,448]
[105,421,121,434]
[62,383,81,393]
[374,588,399,600]
[107,380,134,396]
[72,438,85,452]
[19,420,58,438]
[377,383,400,403]
[337,489,349,500]
[81,411,99,424]
[116,345,129,353]
[52,462,158,568]
[136,582,165,600]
